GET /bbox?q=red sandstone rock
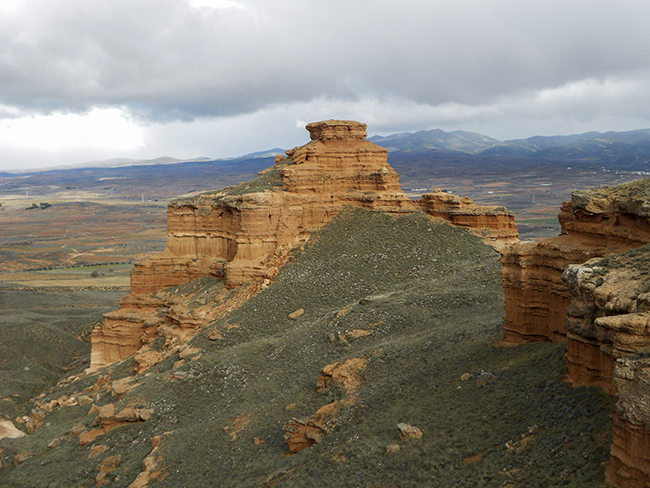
[502,185,650,343]
[131,120,412,297]
[559,240,650,488]
[416,190,518,248]
[562,260,650,394]
[127,434,169,488]
[96,455,122,487]
[89,119,518,371]
[288,308,304,320]
[316,357,368,393]
[606,358,650,488]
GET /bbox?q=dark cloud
[1,0,649,123]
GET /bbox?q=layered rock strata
[90,119,518,372]
[131,119,412,295]
[562,248,650,394]
[560,242,650,488]
[502,181,650,343]
[416,190,518,247]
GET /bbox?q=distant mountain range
[369,128,650,170]
[73,128,650,173]
[3,129,650,179]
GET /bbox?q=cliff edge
[563,245,650,487]
[501,179,650,343]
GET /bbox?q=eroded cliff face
[559,239,650,487]
[89,119,518,372]
[89,120,412,371]
[131,119,412,295]
[502,182,650,343]
[562,248,650,394]
[415,190,518,248]
[608,358,650,488]
[502,181,650,488]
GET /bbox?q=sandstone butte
[88,119,518,373]
[501,178,650,488]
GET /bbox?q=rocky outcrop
[416,190,518,247]
[131,119,412,295]
[562,250,650,394]
[284,357,367,453]
[78,403,154,447]
[502,181,650,343]
[89,277,253,372]
[89,119,518,371]
[0,419,26,440]
[560,241,650,488]
[606,358,650,488]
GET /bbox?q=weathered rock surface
[0,419,25,440]
[127,434,169,488]
[397,423,423,441]
[78,403,154,446]
[285,357,368,453]
[561,242,650,488]
[96,455,122,487]
[416,190,518,247]
[607,358,650,488]
[132,119,412,296]
[502,182,650,343]
[90,119,518,371]
[562,252,650,394]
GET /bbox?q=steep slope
[0,210,612,488]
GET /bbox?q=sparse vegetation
[0,209,612,487]
[170,160,291,208]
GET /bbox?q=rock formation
[284,357,367,453]
[89,119,518,372]
[562,248,650,394]
[131,119,412,295]
[415,190,518,247]
[501,181,650,343]
[563,247,650,488]
[520,185,650,488]
[608,358,650,488]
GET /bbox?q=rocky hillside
[88,120,516,374]
[498,176,650,487]
[0,209,611,487]
[6,120,650,487]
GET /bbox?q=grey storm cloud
[1,0,650,125]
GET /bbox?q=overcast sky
[1,0,649,171]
